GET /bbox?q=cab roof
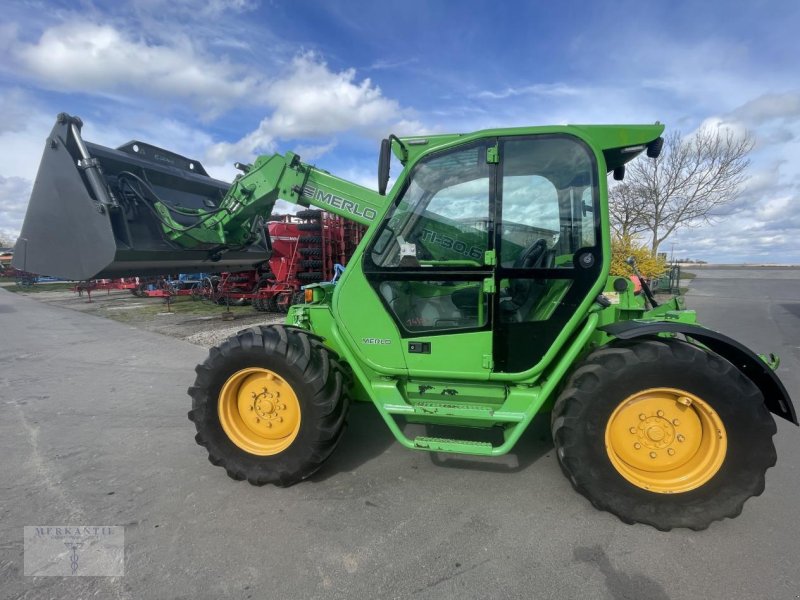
[395,123,665,172]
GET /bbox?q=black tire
[297,272,323,282]
[301,259,323,269]
[296,209,322,220]
[551,338,777,531]
[299,235,321,244]
[292,292,305,306]
[300,247,321,257]
[252,297,266,312]
[298,222,321,231]
[276,292,294,312]
[264,297,278,312]
[188,326,349,486]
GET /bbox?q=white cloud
[0,91,54,182]
[0,175,32,242]
[205,53,423,167]
[11,21,265,118]
[728,92,800,125]
[293,140,339,162]
[474,83,583,101]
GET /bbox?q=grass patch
[5,282,75,293]
[101,296,257,323]
[680,271,697,280]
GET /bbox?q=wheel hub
[605,388,727,493]
[218,368,301,455]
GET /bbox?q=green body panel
[173,121,671,455]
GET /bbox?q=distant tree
[0,233,16,248]
[619,127,754,255]
[608,183,648,238]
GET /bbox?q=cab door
[492,134,603,373]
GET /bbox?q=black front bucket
[13,114,269,280]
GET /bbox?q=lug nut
[668,448,675,456]
[649,452,657,459]
[629,427,637,434]
[639,414,646,421]
[672,419,680,426]
[266,422,272,428]
[634,443,642,449]
[677,434,685,442]
[657,410,664,417]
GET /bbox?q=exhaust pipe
[13,114,269,280]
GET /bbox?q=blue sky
[1,0,799,262]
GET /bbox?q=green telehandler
[14,114,796,530]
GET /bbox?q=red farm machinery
[134,211,364,311]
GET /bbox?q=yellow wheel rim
[218,367,301,456]
[605,387,727,493]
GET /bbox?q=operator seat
[500,241,555,322]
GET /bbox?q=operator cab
[364,133,601,372]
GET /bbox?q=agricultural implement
[189,213,364,312]
[74,277,140,294]
[14,114,796,530]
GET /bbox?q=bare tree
[622,127,754,255]
[608,183,648,238]
[0,233,16,248]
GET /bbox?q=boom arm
[153,152,387,249]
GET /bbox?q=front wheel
[552,338,777,531]
[188,326,349,486]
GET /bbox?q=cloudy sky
[1,0,798,262]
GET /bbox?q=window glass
[500,137,597,269]
[377,280,488,332]
[580,187,596,247]
[370,145,490,268]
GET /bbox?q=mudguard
[600,321,798,425]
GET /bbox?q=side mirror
[613,165,625,181]
[378,138,391,195]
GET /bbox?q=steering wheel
[513,238,548,269]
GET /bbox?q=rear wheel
[551,338,777,531]
[188,326,349,486]
[298,271,323,282]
